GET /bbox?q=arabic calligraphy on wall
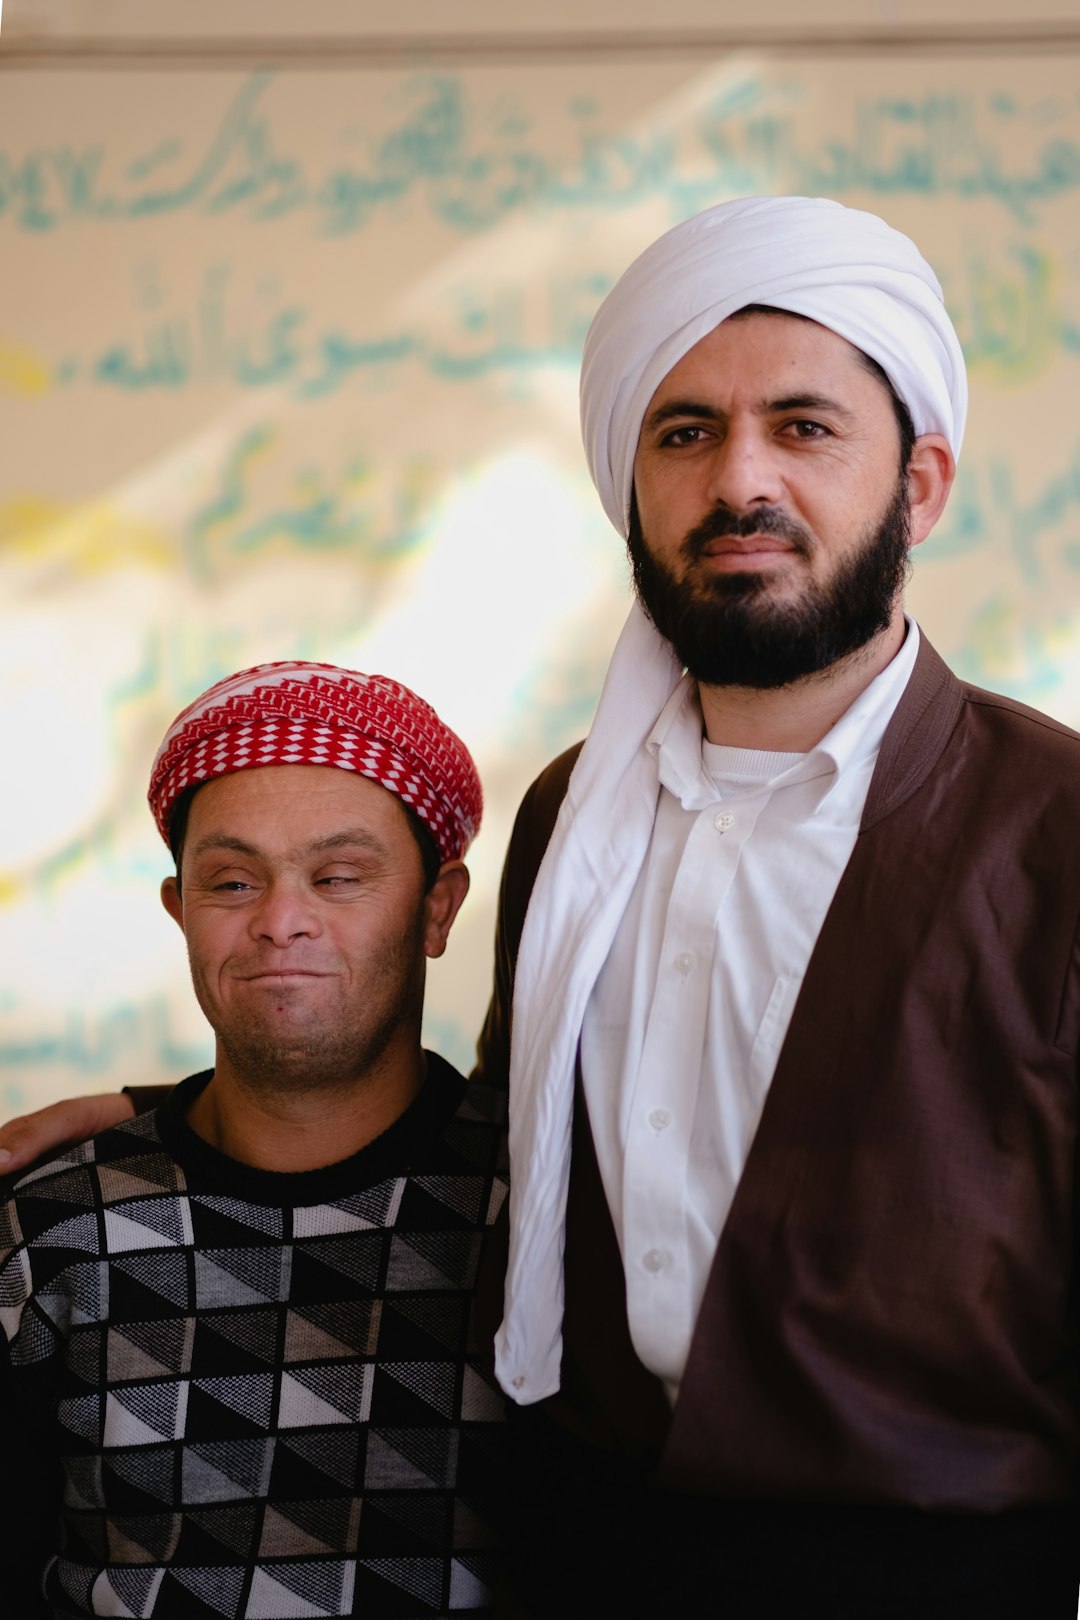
[2,54,1078,1104]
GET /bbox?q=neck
[697,610,907,752]
[186,1039,427,1173]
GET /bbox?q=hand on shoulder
[0,1091,136,1175]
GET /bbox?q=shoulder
[502,742,583,894]
[872,634,1080,827]
[3,1109,161,1198]
[0,1114,176,1358]
[483,742,584,993]
[958,679,1080,756]
[431,1052,506,1144]
[911,630,1080,760]
[405,1053,508,1227]
[2,1111,178,1266]
[513,742,583,839]
[949,678,1080,811]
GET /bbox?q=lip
[696,536,796,570]
[238,970,333,983]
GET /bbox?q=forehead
[647,310,880,408]
[185,765,410,847]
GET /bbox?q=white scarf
[495,196,967,1402]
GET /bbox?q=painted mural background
[3,54,1079,1107]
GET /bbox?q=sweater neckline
[154,1050,465,1205]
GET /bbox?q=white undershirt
[580,621,921,1398]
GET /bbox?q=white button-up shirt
[580,623,921,1397]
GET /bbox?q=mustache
[682,505,814,562]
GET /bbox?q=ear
[161,876,185,934]
[905,433,955,550]
[422,862,470,959]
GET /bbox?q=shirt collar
[650,618,921,813]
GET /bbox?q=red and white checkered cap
[148,662,482,863]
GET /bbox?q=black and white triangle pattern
[0,1053,509,1617]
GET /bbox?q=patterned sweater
[0,1053,509,1619]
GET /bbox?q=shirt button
[673,951,694,976]
[642,1248,669,1274]
[715,811,735,832]
[648,1108,671,1132]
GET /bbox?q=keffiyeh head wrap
[496,196,966,1405]
[581,193,967,537]
[149,662,482,863]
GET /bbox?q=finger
[0,1093,136,1173]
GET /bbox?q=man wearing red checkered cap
[145,660,482,1155]
[0,662,508,1618]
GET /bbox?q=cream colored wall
[6,0,1080,38]
[2,5,1079,1108]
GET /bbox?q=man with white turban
[4,198,1080,1615]
[478,196,1080,1615]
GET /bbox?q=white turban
[495,197,966,1405]
[581,194,967,537]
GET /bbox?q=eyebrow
[768,392,855,419]
[643,392,856,430]
[189,828,391,861]
[643,399,723,430]
[309,829,391,857]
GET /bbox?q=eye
[659,424,712,448]
[313,865,372,891]
[213,879,255,893]
[784,419,831,440]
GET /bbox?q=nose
[704,420,783,513]
[247,879,321,947]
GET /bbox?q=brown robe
[474,635,1080,1511]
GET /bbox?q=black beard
[627,483,911,690]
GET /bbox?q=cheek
[638,461,687,514]
[634,489,685,554]
[789,479,861,537]
[184,919,236,982]
[632,455,671,515]
[322,918,379,970]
